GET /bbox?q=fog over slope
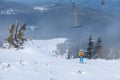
[0,0,120,49]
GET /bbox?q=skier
[78,50,84,63]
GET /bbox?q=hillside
[0,38,120,80]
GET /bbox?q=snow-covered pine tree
[86,35,94,59]
[5,20,27,48]
[5,24,16,48]
[17,24,27,46]
[94,37,103,58]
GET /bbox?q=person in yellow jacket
[78,50,84,63]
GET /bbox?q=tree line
[85,35,103,59]
[56,35,104,59]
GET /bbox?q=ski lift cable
[70,0,105,26]
[48,0,90,9]
[77,0,105,7]
[71,0,102,28]
[52,0,65,8]
[34,0,65,8]
[78,0,91,7]
[38,0,66,13]
[67,0,91,14]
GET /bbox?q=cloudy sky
[6,0,64,3]
[4,0,120,13]
[6,0,40,3]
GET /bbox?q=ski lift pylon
[71,0,81,28]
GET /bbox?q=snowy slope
[0,38,120,80]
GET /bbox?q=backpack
[79,51,84,56]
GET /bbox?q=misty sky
[6,0,120,5]
[5,0,120,13]
[6,0,38,3]
[6,0,64,3]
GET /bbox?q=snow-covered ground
[0,38,120,80]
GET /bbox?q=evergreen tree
[17,24,27,46]
[5,24,15,47]
[94,37,103,58]
[86,35,94,59]
[5,20,27,48]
